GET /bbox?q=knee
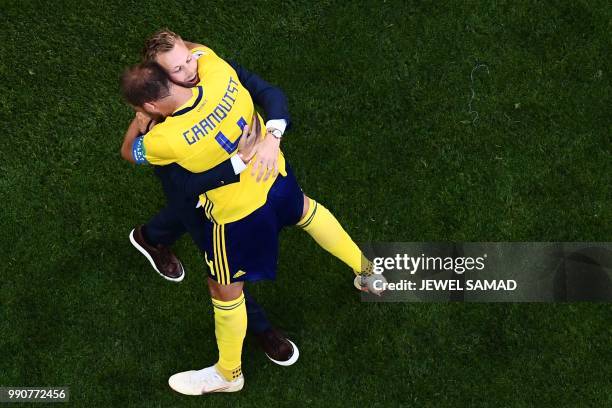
[207,278,244,301]
[302,194,310,219]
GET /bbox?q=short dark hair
[120,61,170,107]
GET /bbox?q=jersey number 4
[215,117,247,154]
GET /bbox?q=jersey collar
[172,86,203,117]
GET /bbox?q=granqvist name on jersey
[419,279,517,291]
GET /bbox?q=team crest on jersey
[193,50,207,59]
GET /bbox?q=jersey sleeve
[136,129,176,166]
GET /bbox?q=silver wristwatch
[267,128,283,140]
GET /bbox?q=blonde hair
[142,29,182,61]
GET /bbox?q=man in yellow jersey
[120,38,385,395]
[123,30,300,368]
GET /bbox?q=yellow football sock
[297,198,371,275]
[211,292,247,381]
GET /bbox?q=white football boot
[168,365,244,395]
[354,273,387,296]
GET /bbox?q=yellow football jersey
[137,46,286,224]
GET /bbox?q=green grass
[1,0,611,406]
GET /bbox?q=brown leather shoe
[129,226,185,282]
[255,329,300,366]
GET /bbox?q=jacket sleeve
[228,60,291,130]
[154,160,240,200]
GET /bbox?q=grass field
[1,0,611,406]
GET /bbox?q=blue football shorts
[201,163,304,284]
